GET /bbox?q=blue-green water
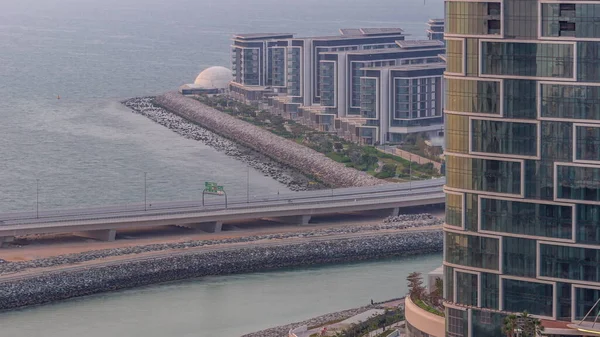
[0,254,442,337]
[0,0,443,211]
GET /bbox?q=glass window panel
[541,84,600,120]
[577,205,600,244]
[556,165,600,202]
[575,287,600,321]
[446,156,522,195]
[445,114,469,154]
[481,273,499,310]
[576,126,600,161]
[446,78,500,114]
[503,80,537,119]
[540,244,600,282]
[503,279,553,316]
[471,120,537,156]
[481,198,572,239]
[502,237,537,278]
[445,231,500,270]
[447,39,463,74]
[446,2,502,36]
[446,193,463,227]
[481,41,574,78]
[456,271,478,306]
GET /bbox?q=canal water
[0,254,442,337]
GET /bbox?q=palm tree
[520,311,544,337]
[502,311,545,337]
[502,314,519,337]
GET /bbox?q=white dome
[193,66,232,89]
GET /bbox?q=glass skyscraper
[443,1,600,336]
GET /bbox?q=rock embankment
[0,214,441,275]
[0,230,441,311]
[123,97,315,191]
[153,92,384,188]
[241,305,382,337]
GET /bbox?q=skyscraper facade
[443,1,600,336]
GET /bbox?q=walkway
[377,146,442,171]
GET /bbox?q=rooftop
[320,40,444,56]
[396,40,445,49]
[339,28,363,36]
[233,33,294,40]
[339,28,404,36]
[308,28,406,41]
[362,62,446,71]
[360,27,405,36]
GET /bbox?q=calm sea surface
[0,254,442,337]
[0,1,444,335]
[0,0,443,212]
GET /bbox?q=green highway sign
[205,182,225,195]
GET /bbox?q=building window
[446,2,502,35]
[541,84,600,120]
[456,271,478,306]
[576,126,600,162]
[445,232,500,270]
[445,78,500,114]
[446,308,468,337]
[481,41,574,78]
[445,156,522,195]
[502,237,538,278]
[556,165,600,202]
[540,244,600,283]
[471,119,537,156]
[445,193,464,227]
[503,279,554,317]
[480,198,572,240]
[575,287,600,321]
[577,204,600,244]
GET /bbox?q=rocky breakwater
[153,92,384,188]
[123,97,314,191]
[242,305,380,337]
[0,229,441,310]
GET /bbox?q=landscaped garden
[196,95,442,182]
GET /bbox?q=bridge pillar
[75,229,117,242]
[179,222,223,233]
[390,207,400,217]
[274,215,312,225]
[0,236,15,247]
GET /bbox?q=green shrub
[414,298,444,317]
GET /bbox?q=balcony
[405,297,445,337]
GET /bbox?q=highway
[0,178,445,225]
[0,178,445,242]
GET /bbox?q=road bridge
[0,178,445,244]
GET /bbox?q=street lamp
[36,179,39,218]
[144,172,147,211]
[247,165,250,203]
[409,154,412,191]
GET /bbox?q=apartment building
[437,1,600,336]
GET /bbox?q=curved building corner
[443,0,600,336]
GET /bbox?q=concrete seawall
[0,230,441,311]
[154,92,384,188]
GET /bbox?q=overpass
[0,178,445,244]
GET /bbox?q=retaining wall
[154,92,384,188]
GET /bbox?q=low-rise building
[228,20,445,146]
